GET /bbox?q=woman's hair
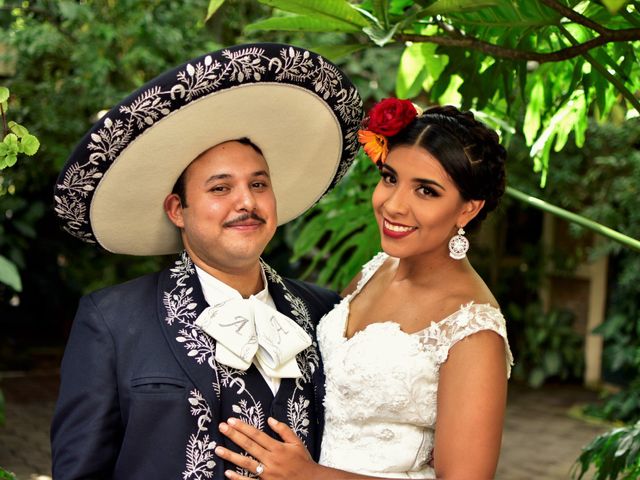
[387,105,506,232]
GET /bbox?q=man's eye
[210,185,229,193]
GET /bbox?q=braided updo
[387,105,507,232]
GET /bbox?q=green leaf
[310,44,367,61]
[397,42,448,99]
[3,133,19,152]
[0,86,8,104]
[256,0,370,28]
[528,367,546,388]
[523,81,543,145]
[0,255,22,292]
[4,153,17,168]
[8,121,28,138]
[601,0,629,14]
[363,22,399,47]
[21,134,40,155]
[245,15,361,33]
[205,0,226,21]
[372,0,390,28]
[419,0,499,16]
[542,351,561,375]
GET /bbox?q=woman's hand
[216,416,322,480]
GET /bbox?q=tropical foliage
[218,0,640,287]
[237,0,640,185]
[574,420,640,480]
[0,86,40,292]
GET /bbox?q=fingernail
[219,423,228,432]
[228,417,237,425]
[215,446,225,455]
[268,417,278,426]
[225,470,233,478]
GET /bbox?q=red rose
[366,98,417,137]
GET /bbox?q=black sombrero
[54,43,363,255]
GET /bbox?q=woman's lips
[382,219,417,238]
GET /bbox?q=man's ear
[457,199,485,228]
[164,193,185,228]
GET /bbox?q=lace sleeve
[432,303,513,378]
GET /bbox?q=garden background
[1,0,640,478]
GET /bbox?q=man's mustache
[223,212,267,227]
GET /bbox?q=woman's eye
[418,185,438,197]
[381,172,396,184]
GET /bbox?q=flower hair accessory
[358,98,418,164]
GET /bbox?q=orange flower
[358,129,388,164]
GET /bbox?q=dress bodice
[317,252,513,478]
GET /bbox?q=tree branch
[395,27,640,63]
[538,0,608,35]
[559,25,640,113]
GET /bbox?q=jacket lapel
[157,252,221,410]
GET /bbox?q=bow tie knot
[195,297,311,378]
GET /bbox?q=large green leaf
[205,0,226,21]
[372,0,390,28]
[396,42,448,98]
[256,0,370,28]
[245,14,361,32]
[445,0,560,29]
[0,255,22,292]
[601,0,630,14]
[419,0,500,16]
[308,44,367,61]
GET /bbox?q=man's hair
[171,137,264,207]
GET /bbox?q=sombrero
[54,43,363,255]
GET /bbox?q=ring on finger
[255,462,265,476]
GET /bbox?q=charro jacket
[51,252,339,479]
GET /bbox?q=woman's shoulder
[341,252,392,297]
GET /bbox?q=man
[51,43,362,479]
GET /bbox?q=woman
[214,99,513,479]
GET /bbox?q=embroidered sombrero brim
[54,43,362,255]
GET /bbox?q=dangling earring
[448,227,469,260]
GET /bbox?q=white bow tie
[195,296,312,378]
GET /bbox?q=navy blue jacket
[51,253,339,479]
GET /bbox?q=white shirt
[195,264,281,395]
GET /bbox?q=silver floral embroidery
[164,254,321,471]
[183,389,217,479]
[287,395,311,438]
[232,399,265,431]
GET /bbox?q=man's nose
[236,187,258,211]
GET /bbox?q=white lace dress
[317,253,513,478]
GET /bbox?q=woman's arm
[216,418,431,480]
[433,330,508,480]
